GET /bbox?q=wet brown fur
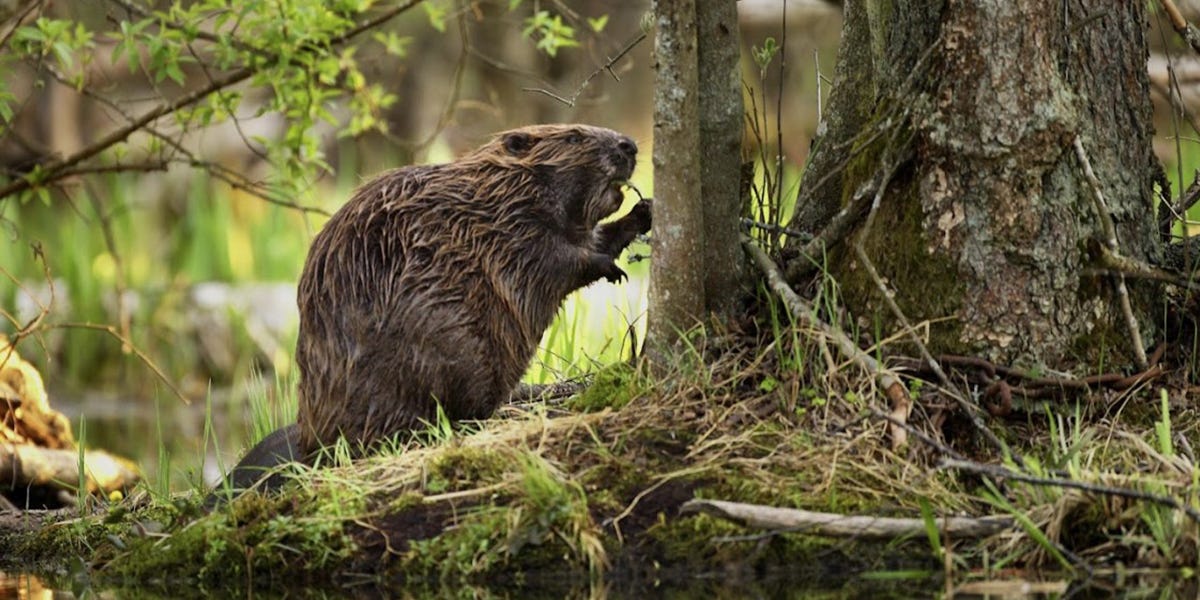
[292,124,649,456]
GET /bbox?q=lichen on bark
[787,0,1159,367]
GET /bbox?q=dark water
[0,570,937,599]
[3,569,1197,599]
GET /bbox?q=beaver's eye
[565,133,583,144]
[503,132,535,155]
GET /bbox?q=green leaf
[1156,388,1174,457]
[373,31,411,57]
[165,61,186,85]
[753,37,779,71]
[917,498,943,558]
[424,3,447,32]
[587,15,608,32]
[758,377,779,393]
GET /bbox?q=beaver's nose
[617,136,637,158]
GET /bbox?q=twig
[740,218,812,242]
[1157,0,1200,55]
[1093,244,1200,291]
[83,185,133,351]
[940,458,1200,526]
[846,158,914,448]
[408,4,469,154]
[775,0,785,227]
[0,0,43,52]
[522,31,646,107]
[1072,136,1148,370]
[742,236,912,444]
[508,380,590,405]
[39,62,328,215]
[680,498,1013,540]
[744,85,780,249]
[1,244,54,345]
[1155,13,1192,276]
[50,322,187,405]
[814,48,822,121]
[892,354,1167,396]
[0,67,254,203]
[1172,170,1200,232]
[869,407,967,461]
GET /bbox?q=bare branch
[1073,136,1148,369]
[521,31,646,107]
[1157,0,1200,55]
[1093,244,1200,291]
[742,235,913,446]
[680,498,1013,540]
[0,0,44,52]
[941,457,1200,526]
[50,322,188,405]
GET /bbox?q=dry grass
[3,317,1198,594]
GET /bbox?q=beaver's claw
[601,262,629,284]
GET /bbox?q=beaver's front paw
[627,199,652,234]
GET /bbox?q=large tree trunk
[786,0,1159,366]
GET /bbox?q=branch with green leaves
[0,0,424,206]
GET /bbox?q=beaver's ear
[502,132,535,156]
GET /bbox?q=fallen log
[0,443,141,496]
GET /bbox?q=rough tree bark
[648,0,746,345]
[648,0,705,344]
[697,0,746,315]
[786,0,1159,367]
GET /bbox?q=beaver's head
[470,124,638,232]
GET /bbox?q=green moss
[423,446,510,494]
[568,363,648,412]
[400,506,514,581]
[104,492,355,586]
[400,452,602,584]
[384,491,424,512]
[0,513,122,567]
[835,168,967,354]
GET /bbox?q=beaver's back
[295,164,532,454]
[292,124,644,457]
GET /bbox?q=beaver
[214,124,650,498]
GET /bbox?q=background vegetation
[0,0,840,488]
[3,2,1200,595]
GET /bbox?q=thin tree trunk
[648,0,705,345]
[697,0,746,314]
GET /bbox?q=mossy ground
[2,321,1199,596]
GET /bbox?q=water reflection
[0,572,62,600]
[2,569,1196,599]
